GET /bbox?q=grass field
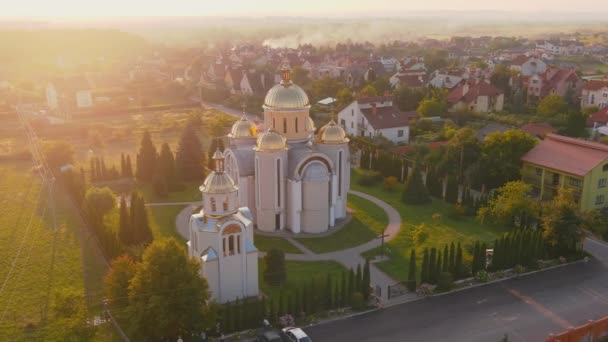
[258,260,346,301]
[0,164,97,340]
[254,234,302,254]
[294,194,388,253]
[351,169,505,282]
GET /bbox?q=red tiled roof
[583,80,608,91]
[521,134,608,176]
[360,106,416,129]
[447,82,502,104]
[587,107,608,127]
[510,55,530,66]
[520,123,555,138]
[390,141,448,155]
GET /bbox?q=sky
[1,0,607,17]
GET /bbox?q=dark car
[256,328,283,342]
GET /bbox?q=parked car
[256,328,283,342]
[282,327,311,342]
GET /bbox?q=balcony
[522,175,542,187]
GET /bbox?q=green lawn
[254,234,302,254]
[352,169,505,282]
[140,180,202,203]
[258,260,346,301]
[0,164,91,340]
[294,194,388,253]
[147,205,187,241]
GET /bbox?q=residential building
[521,134,608,211]
[526,67,582,102]
[447,81,504,113]
[587,107,608,128]
[536,40,585,56]
[389,73,426,89]
[337,96,415,143]
[509,55,547,76]
[428,70,464,89]
[46,76,93,111]
[581,80,608,109]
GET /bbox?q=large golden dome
[230,115,258,139]
[255,128,286,151]
[316,119,348,144]
[200,172,238,194]
[263,66,310,110]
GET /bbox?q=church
[223,65,350,234]
[187,65,350,303]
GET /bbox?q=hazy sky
[2,0,607,17]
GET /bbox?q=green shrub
[413,224,429,245]
[357,171,383,187]
[476,270,489,283]
[436,272,454,292]
[350,292,366,309]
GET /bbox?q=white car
[282,327,311,342]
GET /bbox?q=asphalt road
[306,238,608,342]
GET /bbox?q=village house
[509,55,547,76]
[428,70,465,89]
[581,80,608,109]
[587,107,608,128]
[46,76,93,111]
[526,67,582,103]
[521,134,608,211]
[337,96,415,143]
[536,39,585,56]
[389,73,426,89]
[447,81,504,113]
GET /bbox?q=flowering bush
[278,314,295,328]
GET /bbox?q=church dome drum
[263,65,310,110]
[316,119,348,144]
[255,128,287,151]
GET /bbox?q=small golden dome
[230,116,258,139]
[316,119,348,144]
[200,173,238,194]
[263,66,310,110]
[255,129,286,151]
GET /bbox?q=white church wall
[246,252,259,297]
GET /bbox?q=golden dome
[306,116,316,132]
[200,172,238,194]
[255,129,286,151]
[316,119,348,144]
[263,66,310,110]
[230,115,258,139]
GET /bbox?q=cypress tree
[355,264,362,293]
[333,282,339,309]
[401,164,431,204]
[120,153,126,177]
[435,250,442,282]
[362,259,371,300]
[118,196,131,245]
[136,130,157,182]
[100,156,108,180]
[324,274,332,309]
[407,249,417,291]
[125,155,133,177]
[277,292,284,317]
[491,239,500,270]
[95,157,102,180]
[455,242,463,279]
[158,142,177,188]
[90,157,97,181]
[479,242,487,271]
[176,124,205,181]
[442,244,449,273]
[472,241,481,275]
[449,242,456,273]
[421,248,429,284]
[429,248,437,284]
[341,271,347,307]
[348,268,355,304]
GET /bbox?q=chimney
[372,103,377,115]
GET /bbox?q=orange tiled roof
[521,134,608,176]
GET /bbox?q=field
[0,163,106,340]
[351,169,505,282]
[294,194,388,253]
[258,260,346,301]
[254,234,302,254]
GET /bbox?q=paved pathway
[170,190,408,303]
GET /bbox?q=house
[397,57,426,76]
[316,97,337,109]
[337,96,415,143]
[46,76,93,111]
[521,134,608,210]
[581,80,608,109]
[475,123,513,142]
[526,67,582,102]
[536,40,584,56]
[447,81,505,113]
[428,70,465,89]
[510,55,547,76]
[587,107,608,128]
[389,73,426,89]
[520,123,556,139]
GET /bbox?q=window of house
[599,178,607,188]
[604,93,608,98]
[397,130,404,137]
[568,177,581,187]
[596,195,605,205]
[351,109,354,116]
[535,168,542,176]
[211,197,216,211]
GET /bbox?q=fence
[546,316,608,342]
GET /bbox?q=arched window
[283,118,287,133]
[228,235,235,255]
[276,159,281,207]
[211,197,216,211]
[295,117,299,133]
[237,235,241,254]
[222,237,227,256]
[338,150,343,196]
